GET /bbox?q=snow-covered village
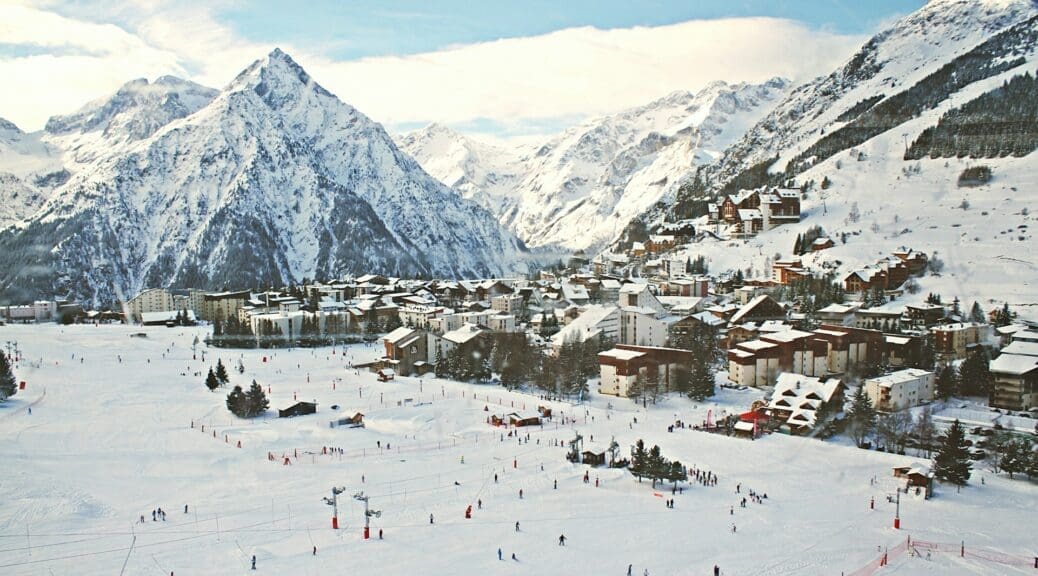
[2,1,1038,575]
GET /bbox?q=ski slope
[0,324,1035,575]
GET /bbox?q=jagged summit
[227,48,335,106]
[0,48,528,305]
[0,117,23,134]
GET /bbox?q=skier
[184,504,188,514]
[430,514,434,524]
[554,479,557,490]
[558,534,566,546]
[478,499,482,509]
[515,521,520,532]
[512,553,517,561]
[27,407,31,415]
[627,564,633,576]
[519,489,523,499]
[312,546,316,556]
[251,555,256,570]
[714,565,720,576]
[152,510,156,522]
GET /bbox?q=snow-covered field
[1,324,1036,575]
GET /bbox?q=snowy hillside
[402,79,790,253]
[2,324,1036,575]
[656,0,1038,320]
[690,0,1038,188]
[0,50,529,305]
[0,118,66,226]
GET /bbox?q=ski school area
[0,324,1035,575]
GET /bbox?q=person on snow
[714,565,720,576]
[558,534,566,546]
[498,548,503,561]
[430,514,434,524]
[511,553,517,561]
[627,564,633,576]
[519,489,523,499]
[515,521,520,532]
[251,555,256,570]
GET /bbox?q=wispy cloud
[0,2,866,141]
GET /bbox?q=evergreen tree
[244,380,270,417]
[226,385,247,417]
[646,444,667,488]
[992,434,1030,479]
[845,386,877,448]
[205,368,220,392]
[958,350,993,397]
[950,297,962,318]
[969,301,986,324]
[215,359,229,386]
[793,233,803,256]
[688,352,715,401]
[932,419,972,485]
[0,351,16,402]
[935,364,959,399]
[1027,446,1038,480]
[629,439,648,482]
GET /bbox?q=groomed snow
[1,324,1036,575]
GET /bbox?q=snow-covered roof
[552,304,619,346]
[768,373,841,428]
[730,294,779,325]
[443,323,487,345]
[866,368,932,388]
[600,279,621,290]
[383,326,418,345]
[737,209,762,221]
[737,340,777,351]
[761,329,814,343]
[990,353,1038,375]
[817,303,859,315]
[599,348,646,361]
[885,335,911,345]
[619,282,649,294]
[1001,341,1038,357]
[561,283,590,302]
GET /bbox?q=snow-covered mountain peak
[403,77,791,252]
[0,117,22,134]
[228,48,335,108]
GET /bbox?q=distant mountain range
[399,78,790,252]
[2,0,1036,310]
[0,50,529,305]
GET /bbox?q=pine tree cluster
[0,351,17,402]
[629,439,687,488]
[226,380,269,418]
[906,70,1038,160]
[787,18,1036,176]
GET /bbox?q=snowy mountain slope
[649,0,1038,319]
[0,49,528,305]
[396,123,527,214]
[43,76,220,166]
[505,78,789,252]
[0,118,67,226]
[402,79,789,253]
[693,0,1038,189]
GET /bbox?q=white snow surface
[1,324,1035,575]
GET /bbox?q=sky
[0,0,925,142]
